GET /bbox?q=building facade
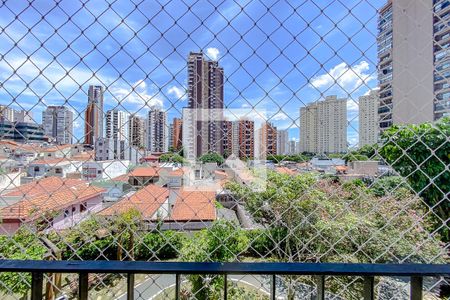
[0,105,14,122]
[377,0,435,131]
[42,106,74,145]
[259,122,277,156]
[434,0,450,120]
[238,119,254,159]
[105,109,130,141]
[148,108,168,153]
[277,129,289,155]
[129,115,146,148]
[183,52,224,159]
[14,110,33,123]
[84,85,104,145]
[300,96,347,154]
[359,90,379,147]
[171,117,183,150]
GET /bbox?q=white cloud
[73,119,82,129]
[310,61,376,93]
[167,86,187,100]
[109,80,163,109]
[206,47,220,61]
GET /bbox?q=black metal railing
[0,260,449,300]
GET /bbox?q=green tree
[159,152,185,164]
[181,220,248,300]
[199,152,224,165]
[379,117,450,242]
[0,228,46,297]
[225,171,444,299]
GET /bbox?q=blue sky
[0,0,385,147]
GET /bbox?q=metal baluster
[175,273,180,300]
[31,272,43,300]
[224,275,228,300]
[410,277,423,300]
[78,272,88,300]
[315,275,325,300]
[271,274,276,300]
[127,273,135,300]
[363,276,374,300]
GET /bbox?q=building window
[64,210,69,218]
[55,168,62,174]
[80,202,87,212]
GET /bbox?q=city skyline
[0,0,386,148]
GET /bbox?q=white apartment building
[0,105,15,122]
[105,109,130,141]
[147,108,168,153]
[300,96,347,154]
[42,106,74,144]
[277,129,289,155]
[95,138,143,165]
[359,90,379,147]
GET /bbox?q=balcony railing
[0,260,448,300]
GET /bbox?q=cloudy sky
[0,0,385,146]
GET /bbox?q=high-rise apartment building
[300,96,347,154]
[277,129,289,155]
[42,106,74,144]
[85,85,104,146]
[377,0,435,131]
[106,109,130,141]
[171,117,183,150]
[359,90,379,147]
[129,115,146,148]
[238,119,254,159]
[0,105,14,122]
[14,110,33,123]
[288,140,299,155]
[183,52,224,159]
[433,0,450,119]
[148,108,168,153]
[259,122,277,156]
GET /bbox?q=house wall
[51,194,104,230]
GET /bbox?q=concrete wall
[392,0,434,124]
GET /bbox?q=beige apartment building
[359,90,379,147]
[300,96,347,154]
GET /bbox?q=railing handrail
[0,260,448,276]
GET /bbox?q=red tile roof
[128,166,160,177]
[1,184,105,220]
[30,158,72,165]
[111,174,130,183]
[3,177,87,198]
[99,184,169,218]
[275,167,297,175]
[170,189,216,221]
[41,144,72,152]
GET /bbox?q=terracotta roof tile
[275,167,297,175]
[3,177,87,197]
[128,166,160,177]
[1,184,105,220]
[170,189,216,221]
[99,184,169,218]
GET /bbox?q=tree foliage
[379,117,450,242]
[0,228,46,296]
[180,220,248,300]
[199,152,224,165]
[159,152,185,164]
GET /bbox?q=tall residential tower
[183,52,224,159]
[84,85,104,145]
[42,106,74,144]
